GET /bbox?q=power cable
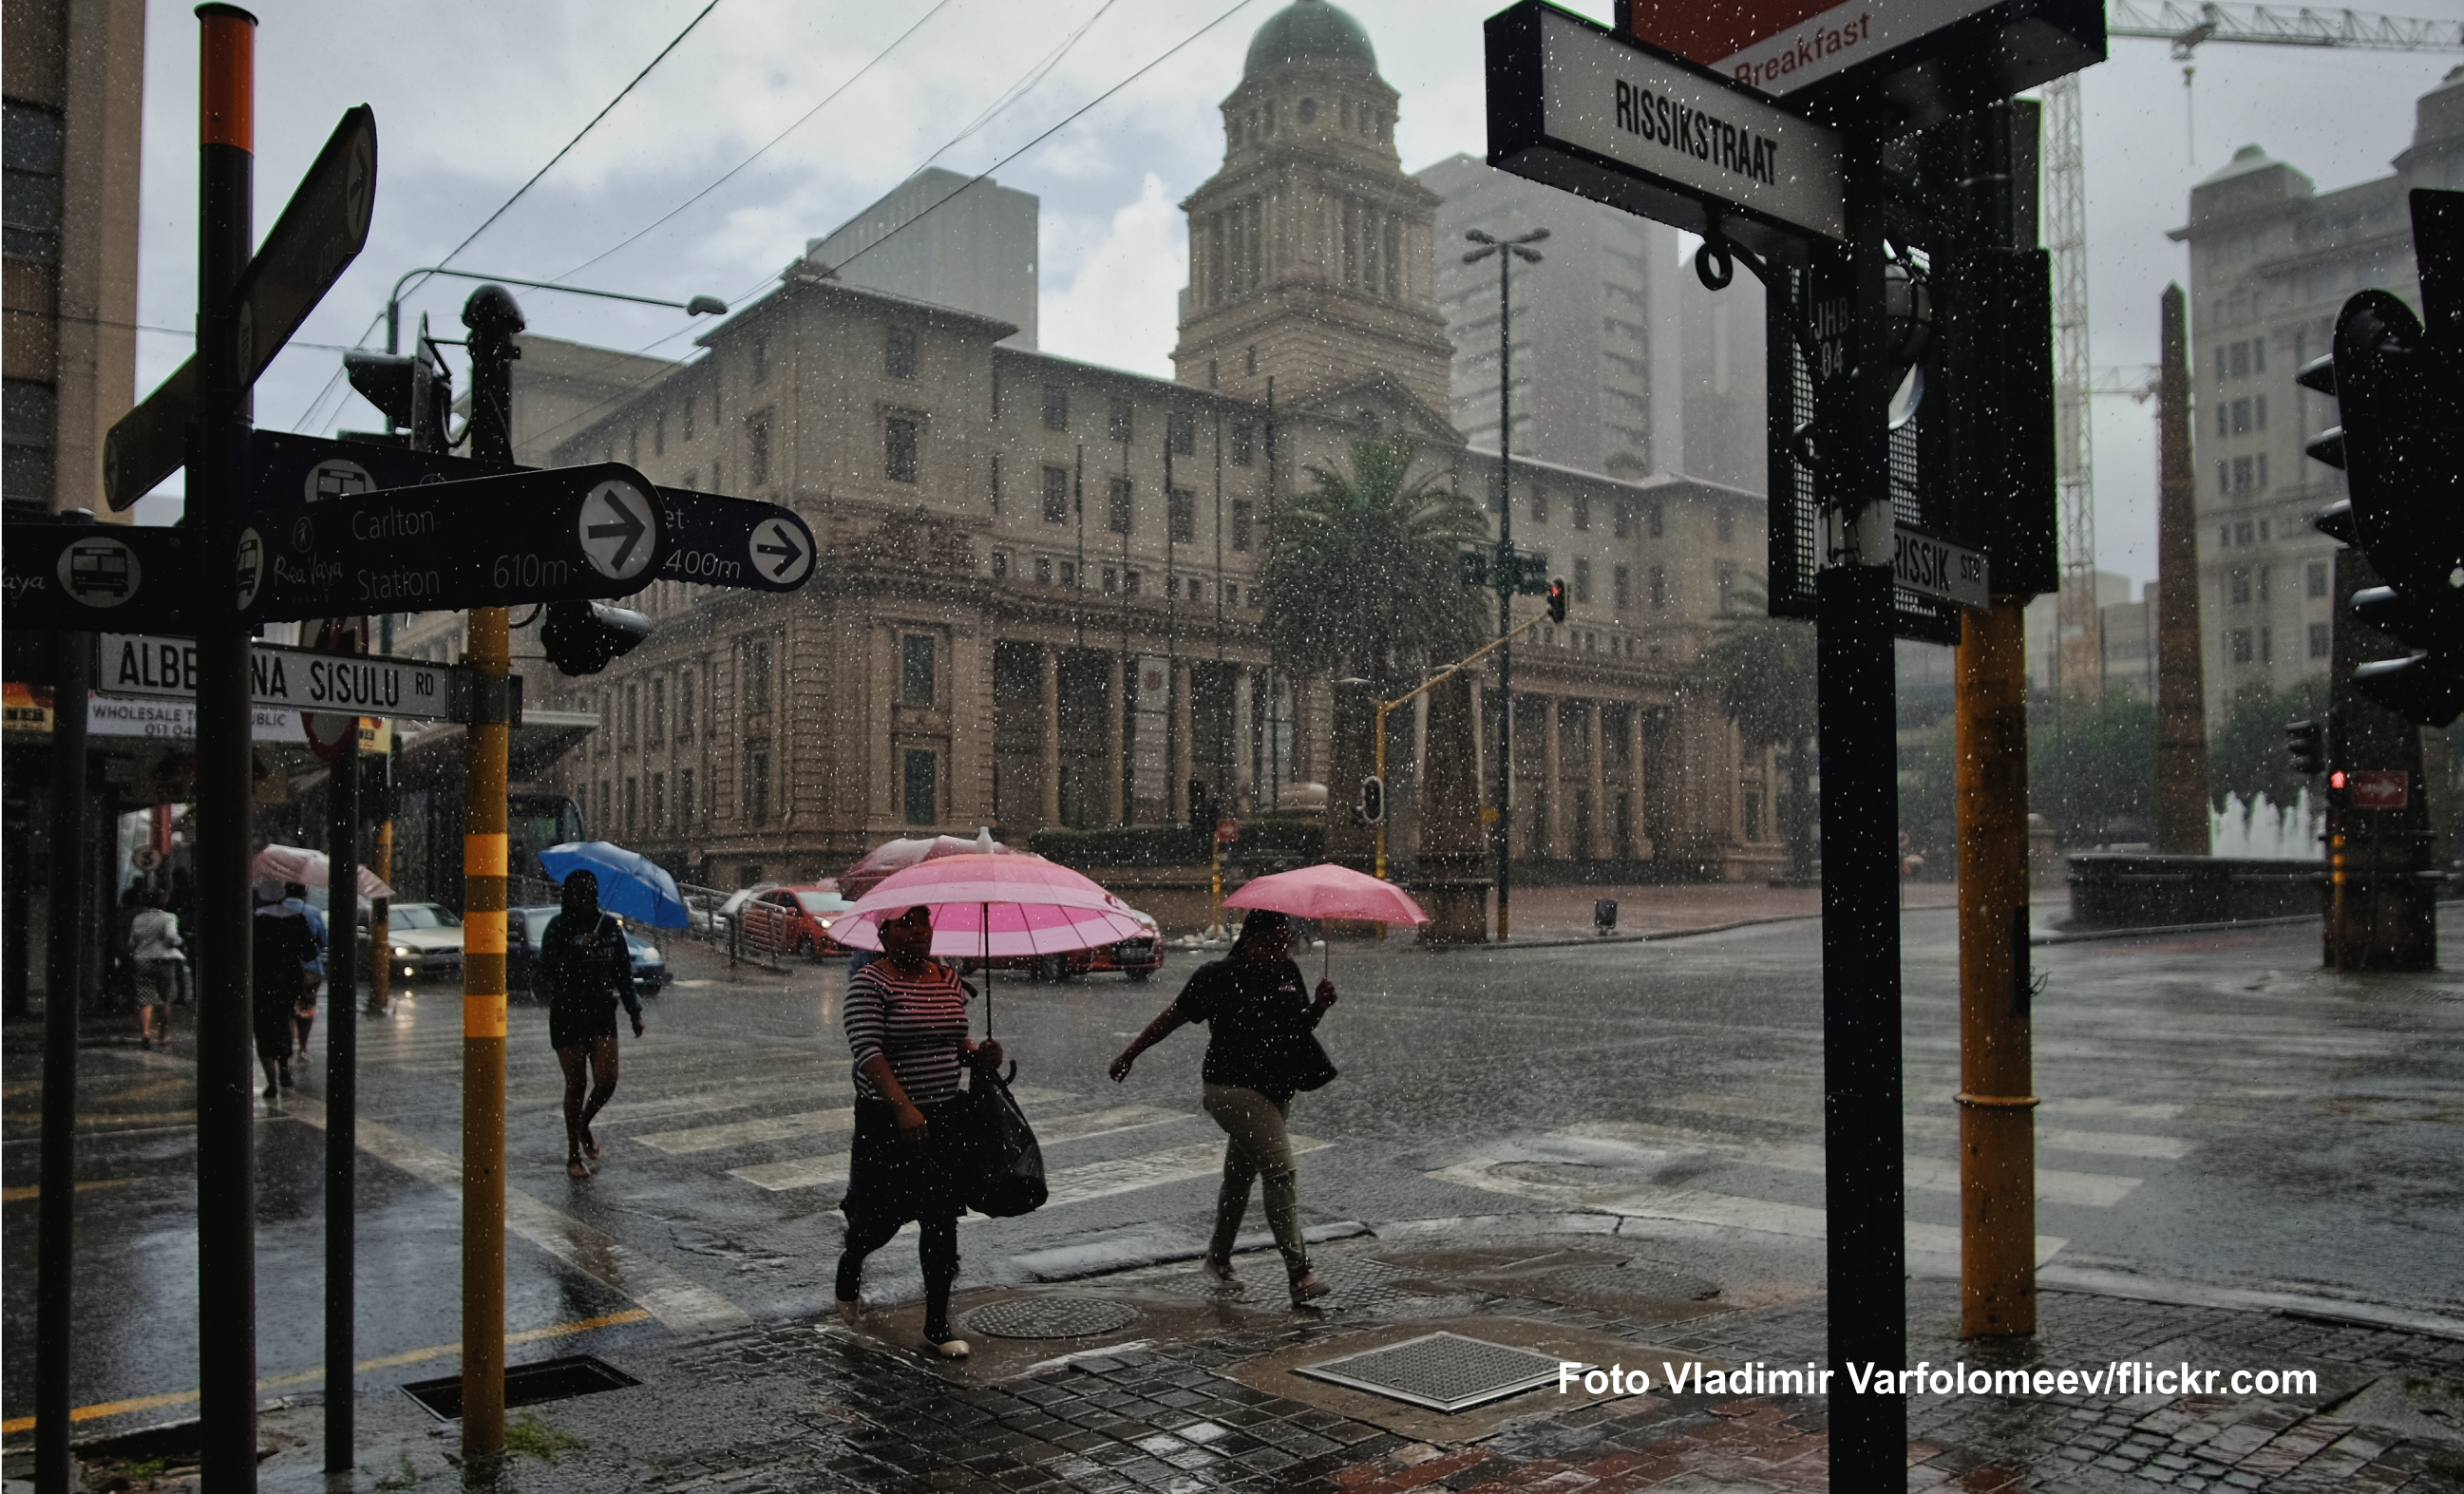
[427,0,726,279]
[549,0,958,286]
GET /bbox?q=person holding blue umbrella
[539,869,645,1179]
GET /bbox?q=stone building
[2170,68,2464,723]
[2,0,144,518]
[394,0,1785,902]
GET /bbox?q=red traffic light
[1546,577,1567,624]
[2329,769,2348,790]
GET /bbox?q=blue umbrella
[539,842,690,928]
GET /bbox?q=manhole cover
[1543,1262,1720,1301]
[962,1295,1140,1339]
[1295,1331,1572,1412]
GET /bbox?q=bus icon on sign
[58,537,141,607]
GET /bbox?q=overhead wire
[519,0,1258,459]
[548,0,961,286]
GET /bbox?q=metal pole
[458,284,524,1470]
[35,611,91,1494]
[191,9,260,1488]
[1494,242,1515,941]
[324,685,361,1469]
[1818,142,1907,1491]
[1954,599,2036,1335]
[1374,706,1388,881]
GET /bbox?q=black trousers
[839,1097,965,1324]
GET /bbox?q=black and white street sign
[248,429,511,501]
[1488,2,1844,258]
[97,632,477,724]
[1892,526,1989,610]
[104,107,379,511]
[657,488,817,593]
[2,523,199,633]
[236,463,669,623]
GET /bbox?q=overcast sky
[127,0,2464,589]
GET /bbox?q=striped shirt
[844,960,971,1104]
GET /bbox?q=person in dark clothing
[1110,909,1337,1306]
[836,904,1003,1359]
[539,870,644,1179]
[252,877,321,1099]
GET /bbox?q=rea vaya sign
[1614,0,2106,126]
[1487,2,1846,256]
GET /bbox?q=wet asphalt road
[6,903,2460,1427]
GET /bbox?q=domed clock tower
[1173,0,1456,432]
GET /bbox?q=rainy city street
[10,903,2459,1432]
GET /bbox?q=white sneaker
[927,1335,971,1360]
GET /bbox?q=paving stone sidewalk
[123,1228,2461,1493]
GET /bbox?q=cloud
[1040,173,1186,377]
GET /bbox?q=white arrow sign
[749,517,812,587]
[577,479,658,581]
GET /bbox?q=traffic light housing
[2284,718,2326,777]
[343,320,451,451]
[540,600,652,676]
[1357,775,1385,825]
[1546,577,1567,624]
[2298,189,2464,728]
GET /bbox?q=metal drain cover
[961,1295,1140,1339]
[1295,1331,1572,1412]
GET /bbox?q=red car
[738,883,856,959]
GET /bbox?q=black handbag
[964,1062,1048,1218]
[1279,1029,1338,1093]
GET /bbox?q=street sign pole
[34,594,92,1494]
[190,9,261,1489]
[459,284,522,1473]
[1815,142,1907,1492]
[319,619,364,1473]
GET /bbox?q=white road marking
[725,1105,1192,1194]
[630,1087,1076,1156]
[1559,1121,2143,1206]
[280,1094,749,1336]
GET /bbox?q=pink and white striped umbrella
[829,854,1147,959]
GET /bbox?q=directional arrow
[578,482,654,579]
[656,488,817,594]
[752,520,809,583]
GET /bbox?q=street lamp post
[385,266,727,356]
[1463,226,1546,940]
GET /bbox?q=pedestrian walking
[835,904,1003,1359]
[253,878,320,1098]
[126,887,183,1049]
[1109,908,1337,1306]
[539,870,644,1179]
[282,880,328,1058]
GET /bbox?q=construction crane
[2039,3,2464,696]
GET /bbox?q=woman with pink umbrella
[1108,908,1342,1308]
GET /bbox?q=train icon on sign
[58,536,142,608]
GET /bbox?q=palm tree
[1702,580,1817,881]
[1260,437,1488,689]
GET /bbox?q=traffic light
[540,600,652,676]
[1357,775,1385,825]
[1546,577,1567,624]
[343,318,451,450]
[2300,243,2464,725]
[2285,718,2326,777]
[1457,549,1488,588]
[1515,554,1549,596]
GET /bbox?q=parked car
[366,902,464,985]
[508,905,670,996]
[1078,908,1165,981]
[738,884,857,959]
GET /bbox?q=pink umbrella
[1223,862,1430,978]
[838,829,1022,898]
[252,843,395,899]
[832,853,1147,1031]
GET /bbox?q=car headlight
[818,919,833,930]
[638,946,660,962]
[392,945,411,957]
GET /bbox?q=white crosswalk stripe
[1559,1121,2145,1206]
[726,1103,1194,1193]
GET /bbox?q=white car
[366,902,464,984]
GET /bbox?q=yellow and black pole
[458,284,525,1468]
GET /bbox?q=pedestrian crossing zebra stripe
[722,1104,1197,1192]
[1556,1122,2146,1205]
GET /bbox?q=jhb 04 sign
[1488,1,1845,260]
[237,463,668,624]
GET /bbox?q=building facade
[2,0,144,519]
[394,0,1788,903]
[2171,68,2464,723]
[806,167,1039,351]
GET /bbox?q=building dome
[1243,0,1377,78]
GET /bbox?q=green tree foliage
[2208,674,2328,812]
[2030,682,2156,847]
[1260,437,1488,688]
[1702,582,1818,878]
